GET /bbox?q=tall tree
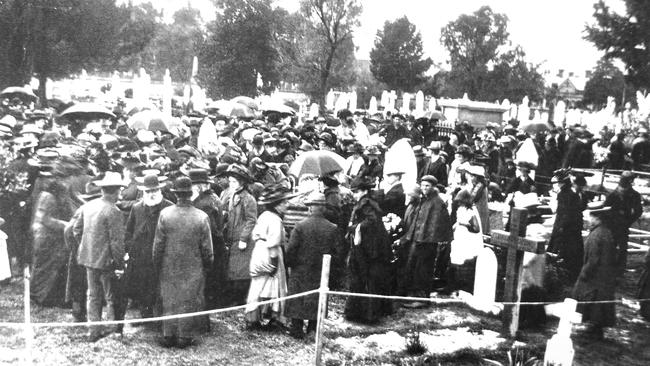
[485,46,545,103]
[294,0,362,103]
[369,16,432,91]
[582,58,627,108]
[198,0,283,98]
[585,0,650,90]
[0,0,159,101]
[440,6,509,99]
[123,5,202,81]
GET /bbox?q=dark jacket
[284,213,340,320]
[225,188,258,280]
[423,156,448,186]
[402,191,453,244]
[123,199,173,300]
[381,182,406,219]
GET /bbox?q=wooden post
[24,266,32,365]
[490,208,546,337]
[314,255,331,366]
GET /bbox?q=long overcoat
[153,201,213,338]
[548,184,584,280]
[572,223,617,327]
[344,196,393,323]
[284,213,339,320]
[123,199,173,302]
[225,188,257,280]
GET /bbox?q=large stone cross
[490,207,546,337]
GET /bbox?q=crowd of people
[0,94,648,346]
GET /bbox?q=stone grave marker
[490,207,546,337]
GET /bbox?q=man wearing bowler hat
[124,173,173,320]
[73,172,127,342]
[153,176,213,348]
[188,168,227,309]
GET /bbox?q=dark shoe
[87,331,108,343]
[176,337,197,349]
[245,321,264,331]
[288,328,304,340]
[158,336,176,348]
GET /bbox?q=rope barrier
[326,290,649,306]
[0,289,319,328]
[0,289,645,329]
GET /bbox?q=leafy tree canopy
[369,16,432,92]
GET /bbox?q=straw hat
[305,191,327,206]
[188,169,213,184]
[94,171,126,187]
[585,200,611,216]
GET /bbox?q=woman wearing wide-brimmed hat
[547,169,584,282]
[245,184,299,329]
[222,164,258,305]
[344,175,393,323]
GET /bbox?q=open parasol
[59,102,116,121]
[231,96,259,110]
[0,86,38,102]
[520,120,552,134]
[289,150,346,177]
[261,100,296,115]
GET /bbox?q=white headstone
[162,69,172,117]
[401,93,411,115]
[334,93,348,112]
[326,89,335,110]
[428,97,437,111]
[473,247,498,305]
[380,90,389,108]
[388,91,397,111]
[555,100,566,126]
[349,90,357,112]
[543,298,580,366]
[462,92,469,100]
[368,97,378,115]
[309,103,319,119]
[415,91,424,113]
[518,96,530,121]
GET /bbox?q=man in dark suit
[381,168,406,219]
[422,141,448,186]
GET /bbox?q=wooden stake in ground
[24,266,33,365]
[314,255,331,366]
[490,207,546,337]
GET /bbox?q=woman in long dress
[245,185,297,329]
[31,178,74,306]
[344,176,393,324]
[448,189,483,293]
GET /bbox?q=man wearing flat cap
[400,175,453,306]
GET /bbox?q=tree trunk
[37,74,47,108]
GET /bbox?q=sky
[134,0,627,74]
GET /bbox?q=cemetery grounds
[0,248,650,365]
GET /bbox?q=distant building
[542,67,589,103]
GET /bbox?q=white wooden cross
[490,207,546,337]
